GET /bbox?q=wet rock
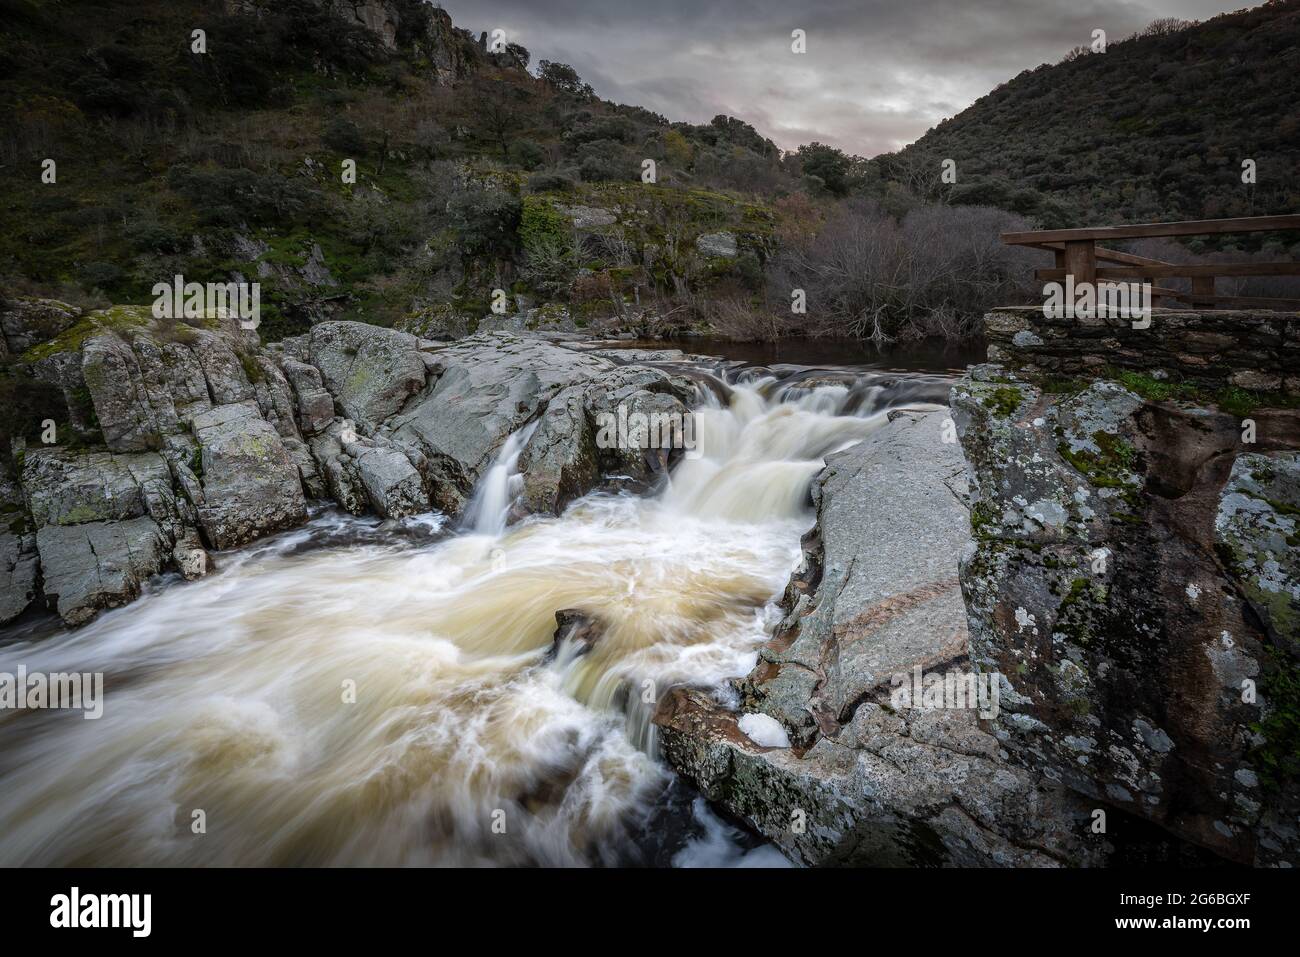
[517,365,693,515]
[353,443,429,519]
[171,526,210,581]
[551,609,603,658]
[307,423,368,515]
[658,410,1104,865]
[517,386,599,516]
[191,403,307,549]
[0,531,39,625]
[36,517,169,625]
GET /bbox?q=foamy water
[0,365,946,866]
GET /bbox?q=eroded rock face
[739,411,973,747]
[658,410,1105,865]
[36,517,169,626]
[0,532,39,625]
[952,362,1300,866]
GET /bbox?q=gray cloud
[438,0,1248,155]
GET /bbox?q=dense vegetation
[1,0,1296,347]
[893,2,1300,236]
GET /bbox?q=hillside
[2,0,1297,352]
[889,0,1300,241]
[0,0,792,341]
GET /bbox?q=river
[0,340,970,866]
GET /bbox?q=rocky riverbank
[5,293,1296,869]
[0,296,694,626]
[658,312,1300,867]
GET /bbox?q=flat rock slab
[740,410,972,740]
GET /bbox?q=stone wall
[984,306,1300,395]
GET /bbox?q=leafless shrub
[768,200,1038,342]
[709,298,788,342]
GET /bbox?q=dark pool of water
[643,336,987,375]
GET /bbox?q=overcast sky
[438,0,1249,156]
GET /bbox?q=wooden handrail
[1036,262,1300,280]
[1002,214,1300,245]
[1026,241,1173,269]
[1005,214,1300,311]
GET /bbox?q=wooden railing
[1001,214,1300,310]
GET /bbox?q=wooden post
[1063,240,1096,285]
[1191,275,1215,309]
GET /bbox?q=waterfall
[0,359,947,867]
[463,421,539,535]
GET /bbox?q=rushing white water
[464,421,538,535]
[0,366,944,866]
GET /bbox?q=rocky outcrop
[657,410,1108,865]
[952,362,1300,866]
[1,298,81,356]
[387,333,614,515]
[695,231,738,259]
[2,307,696,624]
[1,307,282,623]
[191,403,308,549]
[307,321,427,433]
[518,365,695,515]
